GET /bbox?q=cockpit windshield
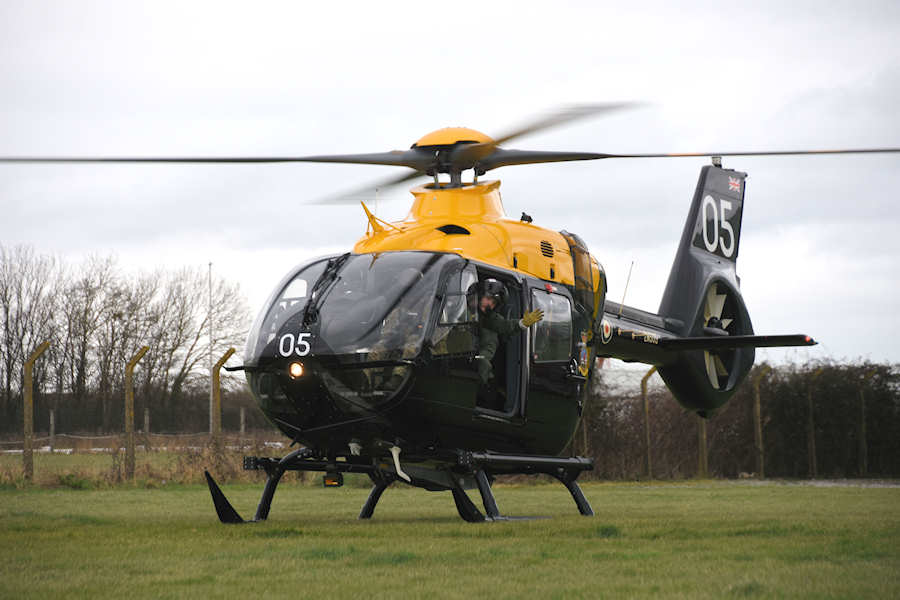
[246,252,456,365]
[315,252,448,358]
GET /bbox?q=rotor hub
[412,127,493,148]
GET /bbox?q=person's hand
[521,309,544,327]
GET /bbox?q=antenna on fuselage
[617,261,635,318]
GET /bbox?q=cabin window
[431,265,478,356]
[571,246,594,313]
[531,290,572,362]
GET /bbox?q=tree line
[0,244,263,435]
[584,361,900,479]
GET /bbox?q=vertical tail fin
[657,165,755,413]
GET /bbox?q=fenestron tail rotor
[702,283,738,390]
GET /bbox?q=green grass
[1,480,898,598]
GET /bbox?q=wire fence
[0,431,286,454]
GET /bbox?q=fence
[14,342,246,480]
[583,362,899,480]
[0,432,285,454]
[10,340,899,482]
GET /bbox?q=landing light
[323,472,344,487]
[288,362,304,378]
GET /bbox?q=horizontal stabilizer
[659,334,815,351]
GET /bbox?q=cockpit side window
[267,262,329,331]
[438,265,478,325]
[281,278,309,302]
[431,264,478,356]
[245,259,330,361]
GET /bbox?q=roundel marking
[600,319,613,344]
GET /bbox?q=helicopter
[3,105,897,523]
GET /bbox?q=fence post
[23,341,50,481]
[752,365,771,478]
[807,367,824,479]
[143,407,151,452]
[125,346,149,481]
[859,369,877,477]
[211,348,236,446]
[49,409,55,452]
[641,366,657,479]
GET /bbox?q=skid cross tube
[358,482,390,519]
[455,451,595,519]
[553,473,595,516]
[358,470,398,519]
[254,448,312,521]
[205,448,595,523]
[474,469,501,520]
[450,475,486,522]
[206,449,394,524]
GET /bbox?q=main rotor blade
[0,156,335,163]
[470,145,900,172]
[290,148,436,171]
[491,103,640,146]
[308,169,426,205]
[449,103,640,171]
[0,148,439,170]
[600,148,900,159]
[475,148,609,171]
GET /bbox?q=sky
[1,0,898,366]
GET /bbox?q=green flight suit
[475,309,521,384]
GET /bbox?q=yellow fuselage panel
[352,181,575,286]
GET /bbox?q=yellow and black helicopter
[4,105,897,522]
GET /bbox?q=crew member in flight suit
[368,267,426,390]
[471,278,544,385]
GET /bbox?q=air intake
[540,241,554,257]
[436,224,470,235]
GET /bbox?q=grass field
[2,475,898,599]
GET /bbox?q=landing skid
[204,449,594,523]
[448,452,594,521]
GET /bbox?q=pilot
[471,278,544,385]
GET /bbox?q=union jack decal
[728,176,741,192]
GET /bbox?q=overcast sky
[1,0,898,365]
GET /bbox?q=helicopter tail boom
[597,164,814,414]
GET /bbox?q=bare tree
[1,244,253,434]
[0,245,59,426]
[142,267,249,425]
[94,270,160,430]
[62,256,117,425]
